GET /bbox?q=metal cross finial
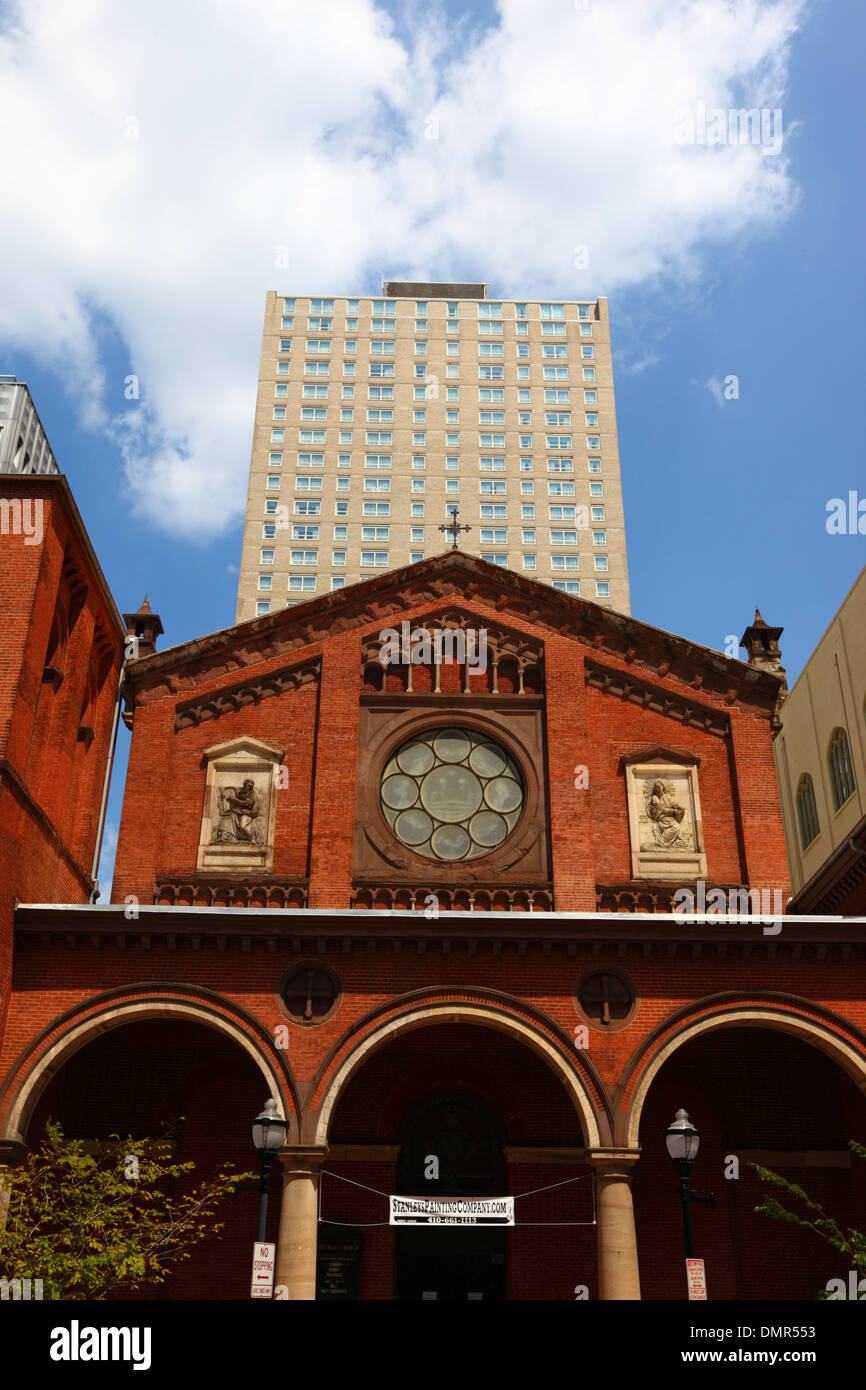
[438,506,472,551]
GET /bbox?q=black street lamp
[664,1108,714,1260]
[250,1098,288,1243]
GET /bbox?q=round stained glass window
[380,728,524,862]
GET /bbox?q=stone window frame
[354,703,548,884]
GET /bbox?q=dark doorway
[395,1090,508,1301]
[396,1227,506,1301]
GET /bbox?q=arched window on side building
[827,728,856,811]
[796,773,820,849]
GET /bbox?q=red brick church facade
[2,473,865,1301]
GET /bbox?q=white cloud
[0,0,806,538]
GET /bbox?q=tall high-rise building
[235,282,630,623]
[0,375,60,475]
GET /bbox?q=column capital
[277,1145,328,1176]
[586,1147,641,1174]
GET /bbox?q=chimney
[740,609,787,694]
[122,595,164,659]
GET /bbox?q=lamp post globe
[251,1098,287,1156]
[251,1099,287,1246]
[664,1107,704,1263]
[664,1107,700,1176]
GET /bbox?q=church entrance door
[394,1090,508,1301]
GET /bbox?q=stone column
[587,1149,642,1300]
[274,1147,327,1300]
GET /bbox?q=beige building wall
[236,284,631,623]
[774,565,866,895]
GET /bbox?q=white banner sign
[250,1241,276,1298]
[389,1196,514,1227]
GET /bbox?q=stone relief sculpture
[211,778,265,846]
[642,779,693,851]
[624,754,706,880]
[197,737,283,872]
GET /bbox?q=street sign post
[251,1241,276,1299]
[686,1257,707,1300]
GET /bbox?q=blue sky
[0,0,862,896]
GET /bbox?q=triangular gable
[122,551,783,714]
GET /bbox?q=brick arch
[1,990,298,1147]
[622,998,866,1149]
[310,996,605,1148]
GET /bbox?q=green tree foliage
[750,1140,866,1293]
[0,1120,256,1299]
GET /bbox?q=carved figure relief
[642,779,692,851]
[197,736,283,872]
[212,777,266,846]
[624,756,706,880]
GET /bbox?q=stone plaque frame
[623,751,706,881]
[197,736,284,873]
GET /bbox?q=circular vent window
[280,966,340,1024]
[380,728,524,862]
[576,972,635,1029]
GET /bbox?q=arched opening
[321,1020,592,1300]
[20,1018,280,1301]
[632,1025,866,1300]
[395,1089,508,1300]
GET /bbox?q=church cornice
[585,660,731,738]
[172,655,321,730]
[121,552,783,717]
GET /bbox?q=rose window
[380,728,524,862]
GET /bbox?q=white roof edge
[14,903,859,924]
